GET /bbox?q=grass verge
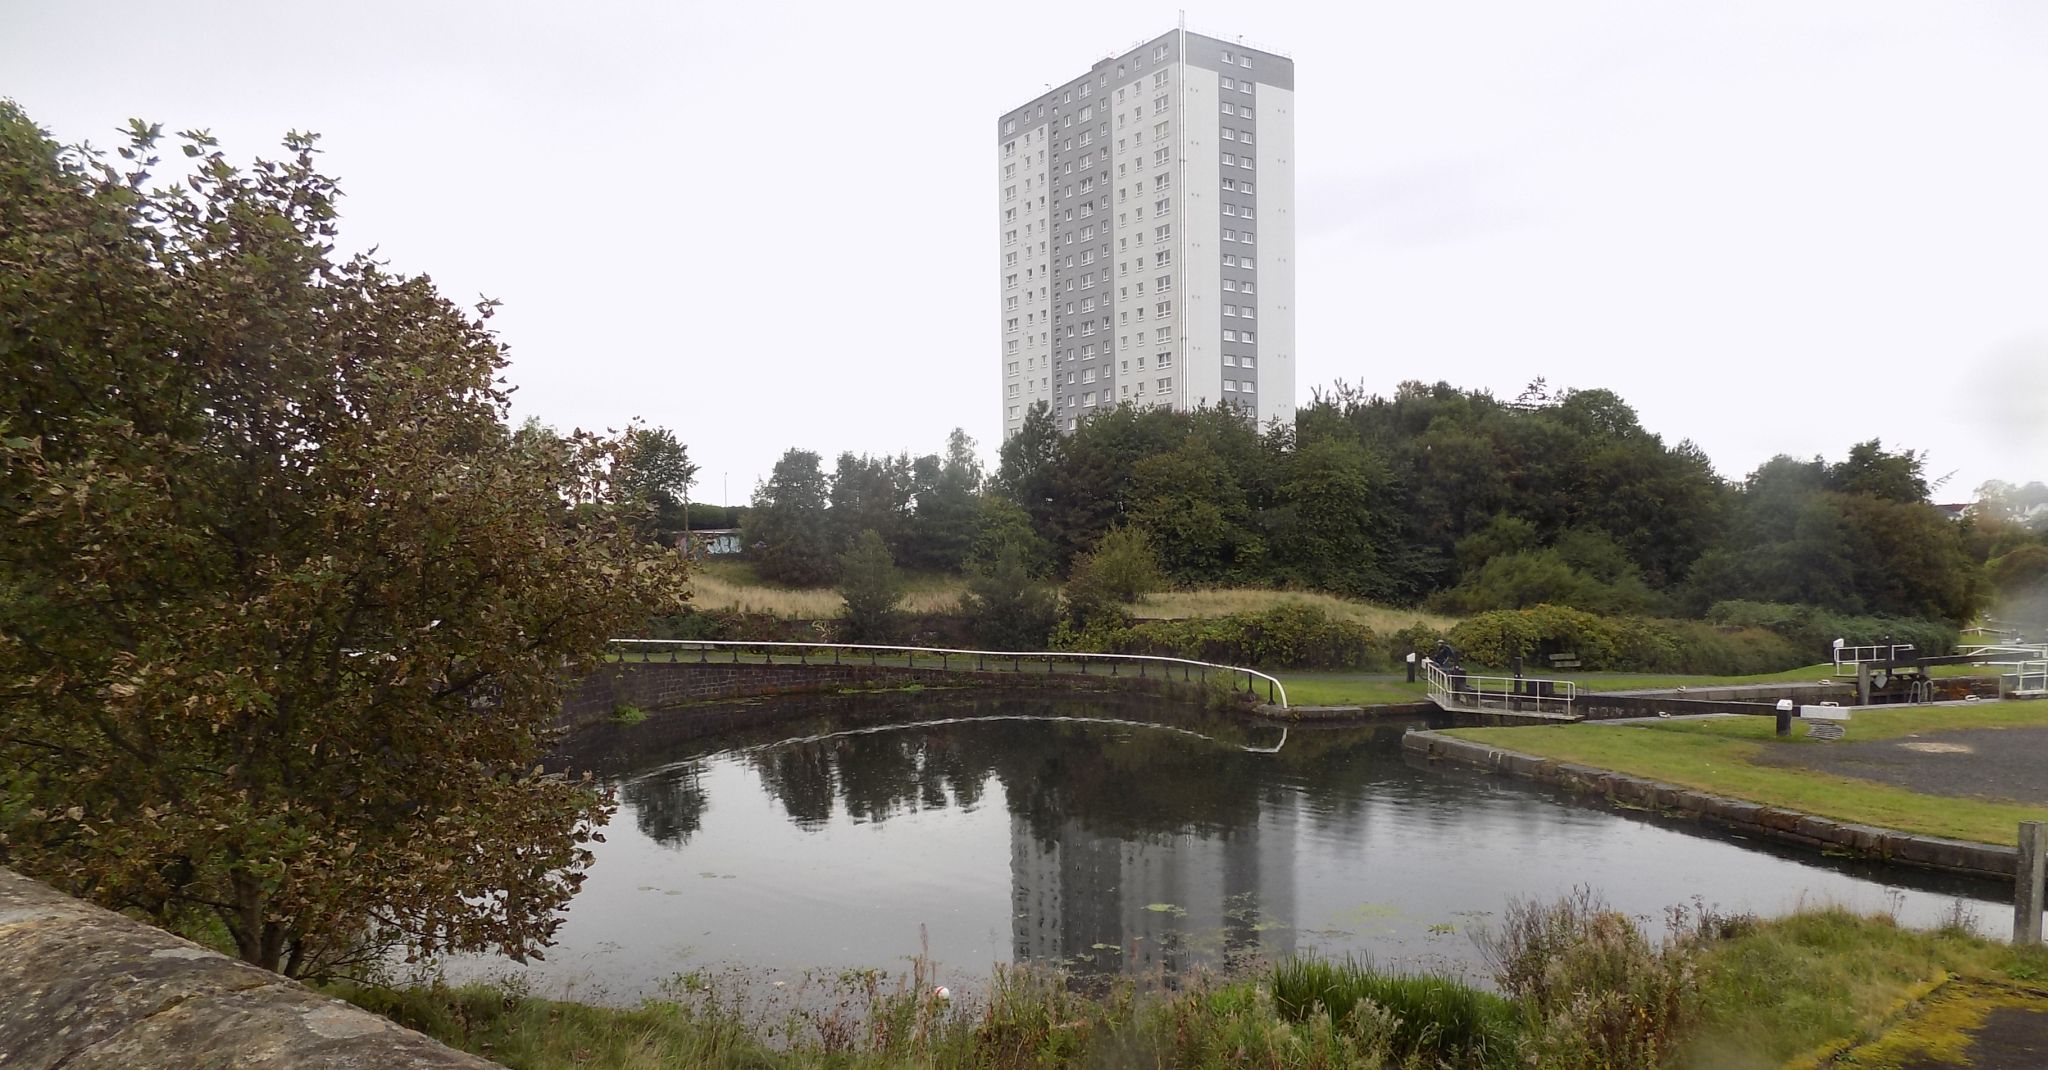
[338,904,2048,1070]
[1277,663,2003,708]
[1447,704,2048,845]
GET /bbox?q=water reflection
[489,691,2006,1003]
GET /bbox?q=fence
[607,639,1290,708]
[2006,661,2048,698]
[1833,644,1915,672]
[1423,660,1578,719]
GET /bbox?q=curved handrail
[702,714,1288,758]
[607,638,1289,708]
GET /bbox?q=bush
[1483,889,1701,1070]
[1054,604,1380,670]
[1706,601,1958,662]
[1065,526,1163,625]
[958,542,1061,650]
[1448,606,1807,674]
[837,530,904,641]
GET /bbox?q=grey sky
[6,0,2045,504]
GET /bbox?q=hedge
[1052,604,1393,670]
[1447,605,1807,675]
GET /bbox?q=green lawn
[1277,662,2002,708]
[1446,704,2048,845]
[1275,673,1432,707]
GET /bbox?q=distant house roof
[1934,502,1975,521]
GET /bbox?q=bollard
[1775,699,1795,738]
[1405,651,1417,683]
[2017,821,2046,946]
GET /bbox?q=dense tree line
[738,382,2015,633]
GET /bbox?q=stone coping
[1402,730,2018,881]
[0,867,499,1069]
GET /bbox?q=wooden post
[2017,821,2046,946]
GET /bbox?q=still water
[451,690,2005,1003]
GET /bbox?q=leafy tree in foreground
[837,530,905,641]
[0,107,688,978]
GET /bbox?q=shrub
[1483,889,1701,1070]
[958,542,1061,650]
[1054,604,1379,670]
[1067,526,1163,607]
[1151,975,1402,1070]
[1271,955,1517,1062]
[1448,606,1807,674]
[1706,601,1958,661]
[1449,605,1622,669]
[837,530,904,641]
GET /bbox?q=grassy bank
[1276,662,2001,708]
[690,561,966,617]
[1134,588,1459,634]
[1447,703,2048,845]
[689,560,1457,635]
[340,901,2048,1070]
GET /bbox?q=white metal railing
[2007,661,2048,697]
[1963,644,2048,664]
[1423,660,1577,719]
[729,713,1287,757]
[607,639,1289,708]
[1833,644,1915,672]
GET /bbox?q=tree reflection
[603,693,1422,981]
[619,763,709,846]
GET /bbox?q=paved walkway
[1748,724,2048,805]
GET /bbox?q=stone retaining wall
[0,867,497,1069]
[559,660,1226,731]
[1402,730,2017,881]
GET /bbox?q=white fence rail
[2007,661,2048,698]
[1423,660,1578,720]
[1963,644,2048,664]
[607,639,1290,708]
[1833,644,1915,672]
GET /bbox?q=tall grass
[688,562,965,619]
[341,897,2048,1070]
[1136,587,1461,633]
[1270,955,1517,1064]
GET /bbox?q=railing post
[834,648,841,665]
[2018,821,2046,946]
[699,645,707,664]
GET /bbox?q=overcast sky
[6,0,2045,504]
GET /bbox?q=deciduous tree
[0,107,688,978]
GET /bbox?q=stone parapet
[0,867,499,1069]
